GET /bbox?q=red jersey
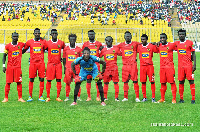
[118,41,139,65]
[157,42,176,68]
[45,39,65,64]
[82,41,102,57]
[100,45,120,70]
[63,46,82,68]
[24,39,46,63]
[4,42,25,68]
[174,40,195,67]
[137,43,157,66]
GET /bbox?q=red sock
[151,83,155,98]
[96,83,100,97]
[123,83,129,98]
[5,83,10,98]
[78,87,81,98]
[161,83,167,100]
[46,81,51,98]
[57,82,61,98]
[179,83,184,100]
[86,83,91,98]
[171,83,177,100]
[65,83,70,97]
[134,82,139,98]
[114,83,119,99]
[103,84,109,99]
[17,82,22,99]
[142,83,146,98]
[190,84,195,100]
[29,81,33,97]
[39,81,44,98]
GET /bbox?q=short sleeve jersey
[137,43,157,66]
[24,39,46,63]
[118,41,139,65]
[82,41,102,57]
[74,55,100,72]
[157,42,176,68]
[100,45,120,69]
[63,46,82,68]
[4,42,25,67]
[174,40,195,67]
[45,39,65,64]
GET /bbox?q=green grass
[0,52,200,131]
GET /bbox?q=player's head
[160,33,167,44]
[88,30,95,40]
[141,34,148,45]
[33,28,41,40]
[83,47,90,61]
[68,33,77,46]
[12,32,19,42]
[124,31,132,43]
[50,29,58,40]
[178,29,186,41]
[105,36,113,47]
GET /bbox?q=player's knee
[124,80,129,83]
[133,81,138,83]
[30,78,34,82]
[151,82,155,84]
[113,82,118,84]
[105,82,109,84]
[179,80,185,84]
[142,82,146,84]
[189,80,194,84]
[47,80,52,82]
[39,78,44,82]
[87,79,92,83]
[56,79,61,82]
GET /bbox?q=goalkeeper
[71,47,106,106]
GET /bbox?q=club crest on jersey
[51,49,59,55]
[142,52,149,58]
[95,45,97,48]
[90,64,93,66]
[113,50,115,53]
[18,46,20,49]
[58,45,60,48]
[33,47,42,53]
[124,50,133,56]
[160,51,168,57]
[185,45,186,47]
[147,48,150,51]
[167,47,169,50]
[178,49,186,55]
[12,50,20,56]
[106,54,114,60]
[40,43,42,45]
[75,52,77,54]
[68,55,76,61]
[90,49,97,55]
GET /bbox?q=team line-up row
[2,28,196,106]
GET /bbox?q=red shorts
[103,67,119,83]
[6,67,22,83]
[140,65,155,82]
[160,67,175,83]
[178,66,194,81]
[29,62,45,78]
[64,67,80,84]
[87,62,100,79]
[46,63,62,80]
[122,63,138,82]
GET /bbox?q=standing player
[118,31,140,102]
[44,29,65,102]
[82,30,104,101]
[100,36,120,101]
[156,33,177,104]
[174,29,196,104]
[137,34,157,102]
[71,47,106,106]
[63,34,82,101]
[2,32,25,102]
[22,28,46,102]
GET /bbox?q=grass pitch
[0,52,199,131]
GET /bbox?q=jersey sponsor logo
[178,49,186,55]
[106,54,114,60]
[160,51,168,57]
[142,52,149,58]
[12,50,20,56]
[124,50,133,56]
[51,49,59,55]
[68,55,76,61]
[33,47,42,53]
[90,49,97,55]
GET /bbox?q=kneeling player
[71,47,106,106]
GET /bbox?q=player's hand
[3,67,6,73]
[74,75,81,83]
[192,65,196,72]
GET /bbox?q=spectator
[27,17,30,22]
[2,16,5,21]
